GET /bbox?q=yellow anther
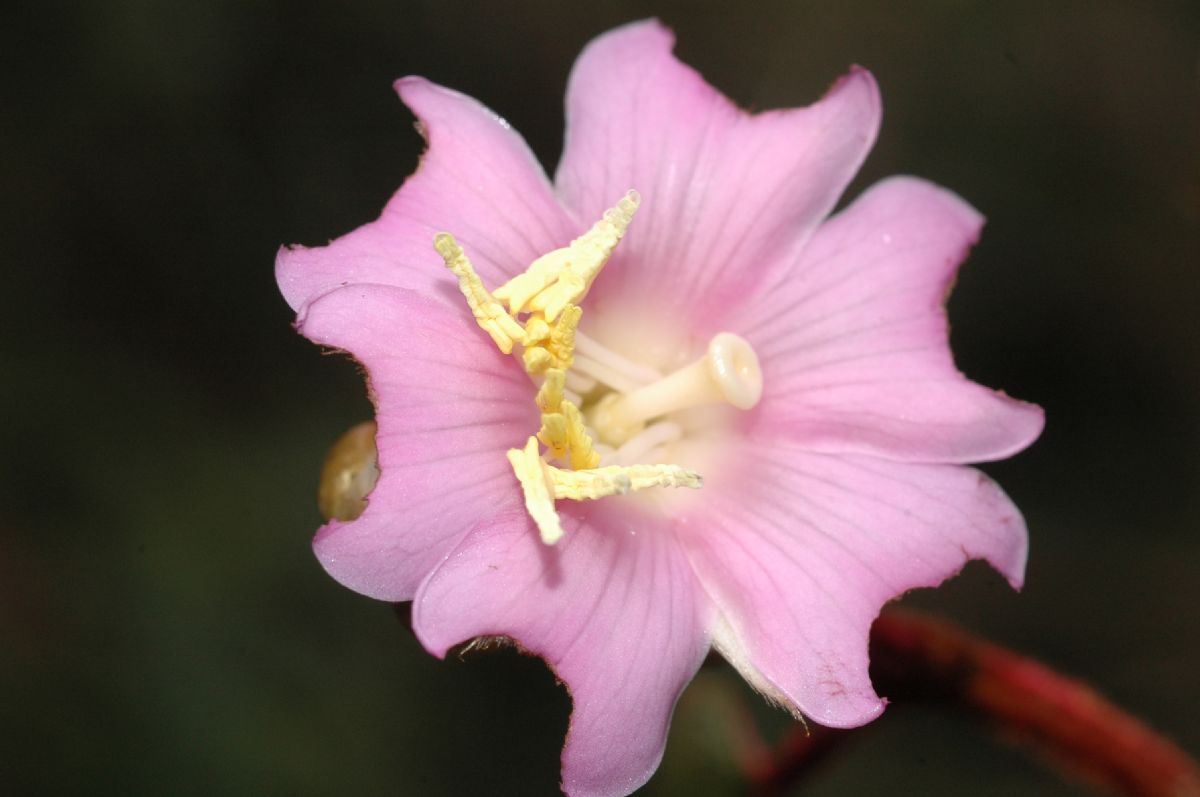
[505,436,701,546]
[522,316,551,347]
[526,272,586,324]
[523,346,553,375]
[562,401,601,470]
[545,462,701,501]
[622,464,703,491]
[494,190,640,321]
[523,305,580,375]
[506,437,563,545]
[537,413,569,460]
[536,369,566,413]
[492,253,563,317]
[546,467,631,501]
[545,304,582,369]
[435,233,525,354]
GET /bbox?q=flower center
[583,331,762,447]
[434,190,762,544]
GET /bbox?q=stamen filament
[614,421,683,465]
[572,353,651,395]
[564,370,597,395]
[573,329,663,387]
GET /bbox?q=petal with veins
[278,78,575,315]
[414,511,711,797]
[299,285,537,600]
[556,19,880,331]
[739,176,1044,463]
[682,439,1027,727]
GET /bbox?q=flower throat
[435,190,762,545]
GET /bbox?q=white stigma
[589,332,763,446]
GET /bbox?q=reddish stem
[745,723,851,795]
[751,609,1200,797]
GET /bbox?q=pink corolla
[277,19,1043,797]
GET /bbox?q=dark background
[3,1,1198,794]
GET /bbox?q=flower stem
[751,609,1200,797]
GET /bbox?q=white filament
[614,421,683,465]
[574,329,662,388]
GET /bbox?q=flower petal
[298,285,537,601]
[414,510,711,797]
[555,19,880,329]
[682,440,1027,727]
[278,77,575,314]
[739,176,1043,463]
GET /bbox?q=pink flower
[277,19,1043,797]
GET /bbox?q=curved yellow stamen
[507,434,701,544]
[494,190,640,321]
[438,190,715,545]
[435,233,525,354]
[562,401,601,470]
[507,437,562,545]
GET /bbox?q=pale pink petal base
[737,176,1043,463]
[556,20,881,331]
[278,77,575,315]
[299,285,537,600]
[682,439,1028,727]
[414,510,712,797]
